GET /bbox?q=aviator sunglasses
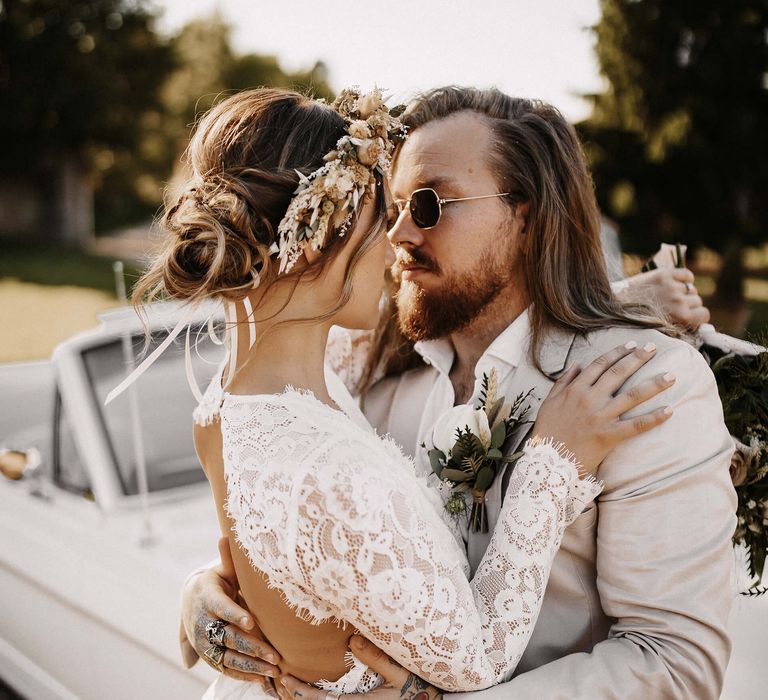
[393,187,511,230]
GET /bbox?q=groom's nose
[387,207,426,249]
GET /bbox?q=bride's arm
[279,438,588,692]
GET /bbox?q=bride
[124,88,674,698]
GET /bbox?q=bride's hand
[532,341,675,475]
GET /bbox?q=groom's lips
[394,255,438,281]
[399,263,432,280]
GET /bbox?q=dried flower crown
[271,88,407,273]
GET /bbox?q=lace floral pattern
[325,326,375,393]
[216,390,602,693]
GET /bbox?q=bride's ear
[303,246,322,266]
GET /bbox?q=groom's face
[388,111,526,341]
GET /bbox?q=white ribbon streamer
[242,296,257,349]
[105,304,198,406]
[223,301,238,389]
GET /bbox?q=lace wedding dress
[196,366,601,699]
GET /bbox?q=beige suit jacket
[364,325,736,700]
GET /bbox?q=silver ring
[203,643,226,671]
[205,619,228,646]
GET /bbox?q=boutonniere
[423,369,534,533]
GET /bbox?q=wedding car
[0,302,223,700]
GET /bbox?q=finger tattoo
[399,673,431,700]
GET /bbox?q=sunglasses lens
[410,189,441,228]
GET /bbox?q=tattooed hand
[279,635,442,700]
[180,537,282,682]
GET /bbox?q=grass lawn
[0,243,144,363]
[0,242,142,293]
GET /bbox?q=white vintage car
[0,306,765,699]
[0,303,222,700]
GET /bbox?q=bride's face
[320,190,394,330]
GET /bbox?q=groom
[181,87,736,699]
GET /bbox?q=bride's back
[195,418,353,683]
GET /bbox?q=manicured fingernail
[643,342,656,352]
[663,406,673,416]
[350,635,366,650]
[624,341,637,350]
[240,616,251,627]
[663,372,676,383]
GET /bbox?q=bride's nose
[384,241,396,267]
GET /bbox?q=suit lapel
[466,325,577,575]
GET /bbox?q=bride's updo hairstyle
[133,88,388,313]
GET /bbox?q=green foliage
[703,341,768,591]
[582,0,768,263]
[712,352,768,437]
[159,15,334,154]
[2,4,335,234]
[0,0,173,164]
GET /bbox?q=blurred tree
[0,4,334,241]
[581,0,768,303]
[0,0,174,239]
[159,13,334,173]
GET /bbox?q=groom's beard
[394,247,512,342]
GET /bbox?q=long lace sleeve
[222,395,601,692]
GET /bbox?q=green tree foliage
[160,14,333,157]
[1,4,334,234]
[0,0,173,165]
[0,0,175,232]
[581,0,768,300]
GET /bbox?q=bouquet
[424,369,534,533]
[645,243,768,595]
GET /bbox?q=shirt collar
[414,308,531,380]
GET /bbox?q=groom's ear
[515,201,531,234]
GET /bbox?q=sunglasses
[393,187,511,229]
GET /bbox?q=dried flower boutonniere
[423,369,534,533]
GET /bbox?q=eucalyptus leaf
[475,466,495,491]
[491,421,507,450]
[487,448,503,460]
[441,468,472,482]
[428,449,445,476]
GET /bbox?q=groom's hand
[181,537,281,682]
[280,635,442,700]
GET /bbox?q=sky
[152,0,605,123]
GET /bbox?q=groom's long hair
[359,86,673,393]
